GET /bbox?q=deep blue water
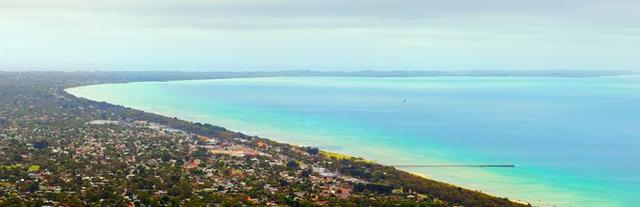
[68,76,640,206]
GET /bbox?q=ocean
[67,76,640,206]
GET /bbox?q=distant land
[1,70,637,85]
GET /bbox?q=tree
[287,160,300,170]
[306,147,319,155]
[301,168,312,177]
[192,148,210,158]
[33,140,49,149]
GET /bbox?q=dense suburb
[0,72,528,206]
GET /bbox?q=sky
[0,0,639,71]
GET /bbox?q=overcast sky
[1,0,638,71]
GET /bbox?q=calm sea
[67,76,640,206]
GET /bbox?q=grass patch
[28,165,41,172]
[2,164,42,172]
[320,151,352,159]
[0,164,23,170]
[320,151,372,163]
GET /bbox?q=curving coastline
[64,77,539,206]
[64,74,640,207]
[63,78,536,206]
[2,71,534,206]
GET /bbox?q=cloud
[0,0,638,71]
[1,0,639,31]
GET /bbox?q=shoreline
[5,72,531,206]
[68,75,640,206]
[7,71,639,206]
[65,74,640,206]
[64,79,535,206]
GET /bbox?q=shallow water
[67,76,640,206]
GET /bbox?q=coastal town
[0,72,529,206]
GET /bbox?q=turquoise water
[67,76,640,206]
